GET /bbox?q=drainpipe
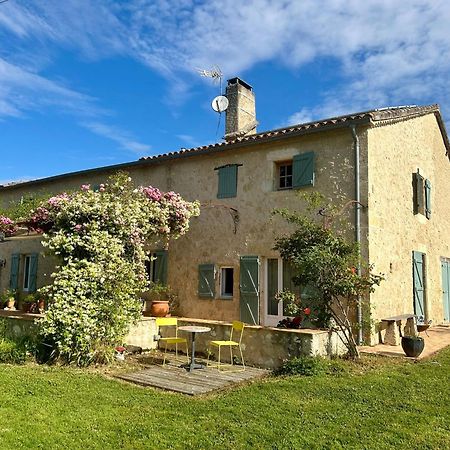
[350,125,363,345]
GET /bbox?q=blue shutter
[154,250,168,285]
[425,179,431,219]
[217,165,238,198]
[198,264,215,298]
[412,251,425,319]
[293,152,315,188]
[29,253,39,292]
[239,256,260,324]
[9,254,19,290]
[442,260,450,322]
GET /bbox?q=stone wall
[366,114,450,327]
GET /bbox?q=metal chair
[417,319,432,337]
[207,321,245,372]
[155,317,189,365]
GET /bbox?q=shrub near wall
[23,173,199,366]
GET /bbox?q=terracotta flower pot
[150,300,170,317]
[6,299,15,309]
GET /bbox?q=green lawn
[0,349,449,450]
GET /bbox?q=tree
[273,195,383,359]
[25,172,200,365]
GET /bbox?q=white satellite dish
[211,95,229,113]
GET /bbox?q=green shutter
[9,254,19,290]
[153,250,168,285]
[412,251,425,319]
[412,172,424,215]
[29,253,39,292]
[239,256,260,324]
[425,179,431,219]
[217,165,238,198]
[198,264,215,298]
[441,260,450,322]
[293,152,315,188]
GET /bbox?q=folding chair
[155,317,189,365]
[207,321,245,372]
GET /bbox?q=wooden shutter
[217,165,238,198]
[154,250,168,285]
[293,152,315,188]
[198,264,215,298]
[239,256,260,324]
[412,172,425,215]
[9,253,19,290]
[425,179,431,219]
[442,260,450,322]
[412,251,425,319]
[29,253,39,292]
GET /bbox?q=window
[276,151,315,190]
[216,164,240,198]
[413,170,431,219]
[220,267,234,298]
[277,162,293,189]
[145,250,168,285]
[10,253,38,293]
[23,255,32,291]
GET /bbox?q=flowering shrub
[0,215,18,237]
[34,172,200,365]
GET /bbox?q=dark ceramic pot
[401,336,425,357]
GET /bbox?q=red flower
[303,307,311,315]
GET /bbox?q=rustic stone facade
[1,105,449,344]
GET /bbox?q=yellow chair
[156,318,189,366]
[207,321,245,372]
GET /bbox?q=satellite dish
[211,95,229,113]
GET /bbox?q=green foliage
[275,356,327,376]
[0,339,27,364]
[35,172,200,365]
[0,192,51,222]
[273,194,384,358]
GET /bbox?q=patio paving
[116,358,269,395]
[359,325,450,359]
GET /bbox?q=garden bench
[380,314,417,346]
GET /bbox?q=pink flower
[81,184,91,191]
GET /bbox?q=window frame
[276,161,293,190]
[219,267,234,299]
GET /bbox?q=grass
[0,349,449,450]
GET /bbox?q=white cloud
[82,121,151,155]
[1,0,450,129]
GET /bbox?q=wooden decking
[116,359,269,395]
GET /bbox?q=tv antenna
[197,65,228,138]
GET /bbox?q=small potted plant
[401,333,425,357]
[2,289,17,310]
[143,282,170,317]
[21,293,36,313]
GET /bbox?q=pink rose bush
[0,215,18,237]
[36,172,200,365]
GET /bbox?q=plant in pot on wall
[401,333,425,358]
[145,282,171,317]
[21,293,37,313]
[1,289,17,310]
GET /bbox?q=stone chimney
[225,77,257,141]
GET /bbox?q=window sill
[219,296,234,300]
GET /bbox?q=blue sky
[1,0,450,184]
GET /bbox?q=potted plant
[401,334,425,357]
[143,282,170,317]
[21,293,36,313]
[2,289,17,309]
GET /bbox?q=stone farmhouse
[1,77,449,344]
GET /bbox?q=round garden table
[178,325,211,372]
